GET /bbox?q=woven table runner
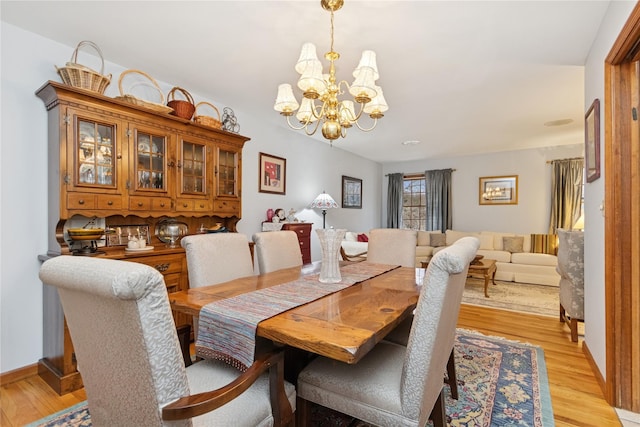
[196,262,399,370]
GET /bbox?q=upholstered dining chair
[39,256,295,427]
[296,236,479,427]
[384,318,459,400]
[556,228,584,342]
[366,228,418,267]
[252,231,303,274]
[181,233,255,340]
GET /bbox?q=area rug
[463,277,559,317]
[27,329,554,427]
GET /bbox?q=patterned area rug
[463,277,559,317]
[27,330,554,427]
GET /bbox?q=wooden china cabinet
[36,81,250,394]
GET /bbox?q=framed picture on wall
[479,175,518,205]
[259,152,286,195]
[342,175,362,208]
[585,98,600,183]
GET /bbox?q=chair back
[253,231,303,274]
[367,228,417,267]
[181,233,254,288]
[39,256,191,426]
[400,236,479,425]
[556,228,584,318]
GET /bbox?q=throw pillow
[430,233,446,247]
[345,232,358,242]
[357,233,369,242]
[503,236,524,253]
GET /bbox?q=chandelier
[273,0,388,143]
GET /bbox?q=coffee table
[467,258,497,297]
[421,257,496,297]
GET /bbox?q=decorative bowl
[155,219,188,247]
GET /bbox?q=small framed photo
[585,99,600,183]
[479,175,518,205]
[259,152,286,195]
[342,175,362,208]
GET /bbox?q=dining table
[169,261,423,365]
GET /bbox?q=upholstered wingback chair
[253,231,303,274]
[367,228,418,268]
[296,236,479,427]
[39,256,295,426]
[556,228,584,342]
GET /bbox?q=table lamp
[309,191,339,228]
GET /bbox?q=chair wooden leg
[560,303,566,322]
[429,388,446,427]
[296,396,311,427]
[569,318,579,342]
[446,348,458,400]
[176,324,192,367]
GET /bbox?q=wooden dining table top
[169,262,422,364]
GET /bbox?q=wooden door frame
[604,2,640,412]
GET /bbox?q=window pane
[401,176,427,231]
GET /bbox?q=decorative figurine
[272,208,285,223]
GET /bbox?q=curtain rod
[546,157,584,164]
[385,169,456,177]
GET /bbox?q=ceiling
[1,1,610,163]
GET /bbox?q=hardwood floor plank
[0,304,620,426]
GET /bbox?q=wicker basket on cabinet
[55,40,111,94]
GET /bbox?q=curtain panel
[387,173,404,228]
[549,158,584,233]
[425,169,453,233]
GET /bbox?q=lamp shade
[309,192,339,210]
[274,84,299,113]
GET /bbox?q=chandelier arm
[284,115,312,131]
[304,115,324,136]
[352,117,379,132]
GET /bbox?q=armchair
[39,256,295,426]
[556,228,584,342]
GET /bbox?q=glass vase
[316,228,346,283]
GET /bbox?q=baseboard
[0,363,38,386]
[583,341,608,401]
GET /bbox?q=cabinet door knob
[78,199,85,205]
[160,202,165,207]
[168,161,176,167]
[108,200,113,206]
[183,203,188,207]
[138,202,143,207]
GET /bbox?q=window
[402,175,426,230]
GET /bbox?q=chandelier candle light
[309,191,339,228]
[274,0,388,143]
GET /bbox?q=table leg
[483,273,490,298]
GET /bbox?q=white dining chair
[296,236,479,427]
[366,228,418,267]
[252,231,303,274]
[181,233,255,340]
[39,256,295,426]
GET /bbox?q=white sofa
[342,229,559,286]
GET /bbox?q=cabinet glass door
[217,148,238,197]
[77,119,115,186]
[135,130,166,191]
[181,141,206,194]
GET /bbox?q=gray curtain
[387,173,404,228]
[425,169,452,232]
[549,158,584,233]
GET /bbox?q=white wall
[582,0,637,380]
[0,23,381,373]
[381,144,584,234]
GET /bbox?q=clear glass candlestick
[316,228,346,283]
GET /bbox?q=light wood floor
[1,304,622,426]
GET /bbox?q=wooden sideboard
[282,223,313,264]
[36,81,250,394]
